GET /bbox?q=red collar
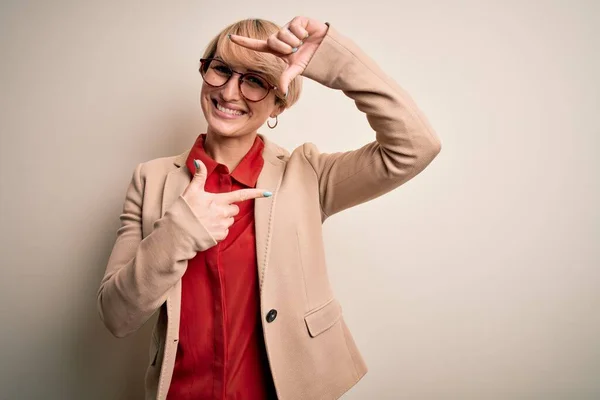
[185,134,265,187]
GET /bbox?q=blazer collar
[171,133,288,168]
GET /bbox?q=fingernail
[194,159,200,169]
[304,32,309,39]
[263,191,273,197]
[291,47,298,53]
[227,34,232,40]
[299,40,304,46]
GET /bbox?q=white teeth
[216,102,244,116]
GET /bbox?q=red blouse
[167,134,276,399]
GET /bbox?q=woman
[98,16,441,400]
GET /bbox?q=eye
[212,64,231,76]
[244,75,268,89]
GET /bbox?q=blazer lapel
[159,150,190,355]
[255,136,286,291]
[161,151,191,218]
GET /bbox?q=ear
[270,103,286,119]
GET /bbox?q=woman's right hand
[181,159,272,242]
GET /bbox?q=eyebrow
[214,56,265,76]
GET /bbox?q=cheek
[200,83,210,101]
[200,85,213,113]
[248,99,276,120]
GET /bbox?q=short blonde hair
[201,18,302,108]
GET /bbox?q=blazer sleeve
[301,24,442,219]
[96,163,217,338]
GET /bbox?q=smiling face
[199,19,303,140]
[200,57,284,139]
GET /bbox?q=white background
[1,0,598,398]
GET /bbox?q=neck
[203,131,257,172]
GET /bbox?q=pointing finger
[228,34,271,52]
[218,188,273,204]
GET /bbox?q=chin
[207,119,242,136]
[206,113,262,138]
[203,108,247,138]
[210,129,240,138]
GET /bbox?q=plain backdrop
[1,1,598,399]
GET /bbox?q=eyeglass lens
[201,59,270,101]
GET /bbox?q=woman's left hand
[229,16,328,96]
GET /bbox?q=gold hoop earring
[267,115,278,129]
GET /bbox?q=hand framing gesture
[229,16,328,96]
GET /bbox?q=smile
[212,99,247,118]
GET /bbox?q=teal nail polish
[291,47,298,53]
[194,159,200,169]
[227,34,232,40]
[263,191,273,197]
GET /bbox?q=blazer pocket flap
[304,298,342,338]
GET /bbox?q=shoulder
[260,134,322,164]
[136,151,189,178]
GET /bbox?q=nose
[220,73,242,101]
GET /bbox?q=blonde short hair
[201,18,302,108]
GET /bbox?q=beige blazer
[97,25,441,400]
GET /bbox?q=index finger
[217,188,273,204]
[229,34,271,53]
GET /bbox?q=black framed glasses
[199,58,277,102]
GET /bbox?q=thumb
[279,64,304,97]
[191,159,208,190]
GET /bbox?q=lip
[211,98,247,120]
[215,98,246,112]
